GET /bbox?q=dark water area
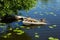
[0,0,60,40]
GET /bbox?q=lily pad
[48,37,54,40]
[0,26,5,28]
[3,35,7,38]
[13,30,17,32]
[26,27,30,30]
[48,37,59,40]
[35,35,39,38]
[38,26,40,28]
[49,25,57,28]
[54,38,59,40]
[52,25,56,27]
[35,33,38,34]
[49,26,54,28]
[16,28,19,30]
[16,30,24,35]
[20,26,25,28]
[9,28,12,30]
[7,33,12,36]
[16,32,24,35]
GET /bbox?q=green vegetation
[0,0,37,17]
[48,37,59,40]
[1,28,32,40]
[35,34,40,38]
[48,25,57,29]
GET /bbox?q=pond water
[0,0,60,40]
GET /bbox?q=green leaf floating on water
[26,27,30,30]
[20,26,25,28]
[16,30,24,35]
[52,25,57,27]
[35,32,38,35]
[48,37,54,40]
[9,28,12,30]
[13,29,24,35]
[35,34,39,38]
[48,37,59,40]
[3,36,7,38]
[15,28,19,30]
[49,26,54,28]
[0,26,5,28]
[49,25,57,28]
[54,38,59,40]
[37,26,41,28]
[7,33,12,36]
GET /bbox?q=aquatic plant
[7,33,12,36]
[35,33,38,34]
[48,37,59,40]
[35,34,40,38]
[20,26,25,28]
[48,25,57,29]
[37,26,41,28]
[3,35,7,38]
[26,27,30,30]
[0,28,32,40]
[13,28,24,35]
[9,28,13,30]
[15,28,19,30]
